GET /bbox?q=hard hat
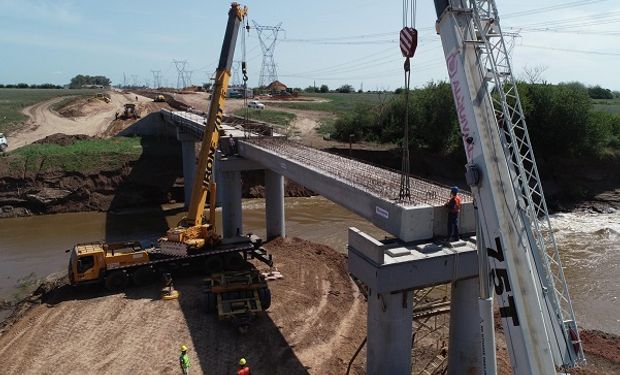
[180,345,188,352]
[450,186,459,194]
[239,358,247,366]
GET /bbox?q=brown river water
[0,196,618,334]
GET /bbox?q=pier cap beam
[347,227,478,293]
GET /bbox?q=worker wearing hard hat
[445,186,462,242]
[179,345,190,375]
[237,358,251,375]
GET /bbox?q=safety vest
[448,195,462,214]
[180,353,190,369]
[237,366,251,375]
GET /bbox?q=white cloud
[0,0,82,25]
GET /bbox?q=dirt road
[0,238,367,375]
[5,91,151,151]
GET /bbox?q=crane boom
[160,3,247,252]
[434,0,584,373]
[186,3,247,226]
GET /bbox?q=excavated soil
[0,238,367,375]
[0,238,618,374]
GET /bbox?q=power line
[519,44,620,56]
[173,59,189,89]
[502,0,610,19]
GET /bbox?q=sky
[1,0,619,91]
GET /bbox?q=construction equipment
[158,2,247,254]
[66,3,269,295]
[120,103,140,119]
[154,94,166,102]
[96,93,111,103]
[203,269,271,330]
[432,0,584,373]
[68,237,272,290]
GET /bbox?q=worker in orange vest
[445,186,462,242]
[237,358,251,375]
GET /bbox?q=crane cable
[399,0,418,201]
[242,19,250,137]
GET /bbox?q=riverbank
[0,237,618,374]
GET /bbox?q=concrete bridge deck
[161,109,474,242]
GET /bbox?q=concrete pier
[367,289,414,373]
[178,130,197,207]
[265,170,285,240]
[221,171,242,238]
[347,228,480,375]
[447,277,482,374]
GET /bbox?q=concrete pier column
[367,289,414,374]
[180,140,197,208]
[448,277,482,374]
[221,171,242,238]
[265,169,285,240]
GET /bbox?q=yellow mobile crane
[68,4,273,293]
[159,3,247,253]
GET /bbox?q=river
[0,196,617,334]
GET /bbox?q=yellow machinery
[66,3,274,292]
[159,2,248,253]
[154,94,166,102]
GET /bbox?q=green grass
[1,137,143,175]
[592,98,620,114]
[268,92,394,115]
[234,108,296,127]
[0,88,102,133]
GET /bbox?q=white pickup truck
[0,133,7,152]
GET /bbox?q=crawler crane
[427,0,585,373]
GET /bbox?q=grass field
[233,108,296,127]
[269,92,394,115]
[1,137,142,175]
[592,98,620,114]
[0,88,101,134]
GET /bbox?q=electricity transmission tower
[184,70,194,87]
[231,60,242,87]
[253,21,284,87]
[151,70,162,89]
[173,59,189,89]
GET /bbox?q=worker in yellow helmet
[237,357,251,375]
[179,345,190,375]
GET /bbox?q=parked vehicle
[247,100,265,110]
[0,133,7,152]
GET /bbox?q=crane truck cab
[68,241,148,286]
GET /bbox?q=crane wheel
[105,271,129,291]
[132,267,156,286]
[204,256,224,274]
[258,287,271,310]
[204,290,217,313]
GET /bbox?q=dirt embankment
[1,237,618,374]
[0,238,367,375]
[0,135,184,218]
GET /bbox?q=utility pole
[253,21,284,87]
[123,72,127,88]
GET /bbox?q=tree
[522,64,548,84]
[319,84,329,93]
[336,84,354,93]
[69,74,111,89]
[587,85,613,99]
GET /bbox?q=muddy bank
[0,135,183,218]
[327,147,620,212]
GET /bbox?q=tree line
[0,83,63,89]
[330,81,620,160]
